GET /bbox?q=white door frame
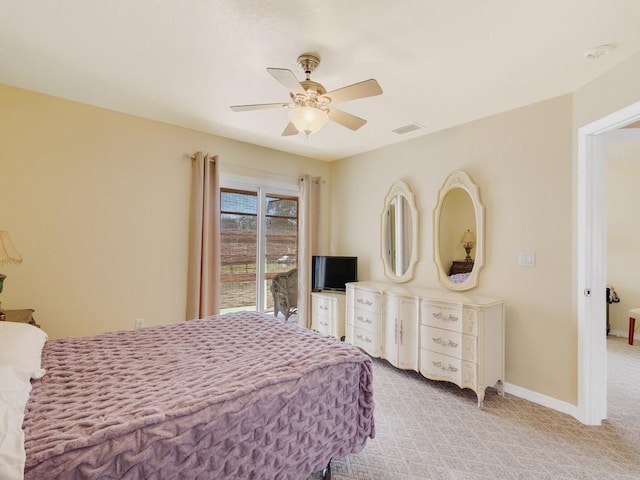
[577,100,640,425]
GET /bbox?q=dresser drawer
[352,307,380,334]
[352,288,382,314]
[316,316,331,334]
[311,294,331,333]
[421,300,478,335]
[353,327,381,357]
[420,350,477,389]
[421,325,477,362]
[314,295,332,318]
[421,301,462,331]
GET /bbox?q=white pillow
[0,364,34,480]
[0,322,48,379]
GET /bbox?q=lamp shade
[288,106,329,136]
[0,231,23,266]
[460,229,475,245]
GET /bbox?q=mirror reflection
[381,181,419,283]
[386,195,413,275]
[433,171,484,291]
[439,188,475,282]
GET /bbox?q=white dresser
[346,281,505,407]
[311,291,346,340]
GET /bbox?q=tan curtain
[297,175,320,328]
[186,152,220,319]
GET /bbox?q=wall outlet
[135,318,145,329]
[518,251,536,267]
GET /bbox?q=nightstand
[0,308,40,328]
[449,260,474,276]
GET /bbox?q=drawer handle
[356,315,372,324]
[320,305,329,311]
[431,337,458,348]
[357,298,373,306]
[356,333,372,344]
[432,360,458,372]
[432,312,459,322]
[320,320,328,326]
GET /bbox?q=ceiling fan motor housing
[296,53,321,77]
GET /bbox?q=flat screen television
[312,256,358,292]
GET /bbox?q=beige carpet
[310,336,640,479]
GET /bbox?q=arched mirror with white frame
[381,180,419,283]
[433,171,484,291]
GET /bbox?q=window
[220,186,298,313]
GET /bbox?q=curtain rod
[185,153,302,182]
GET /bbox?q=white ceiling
[2,1,640,161]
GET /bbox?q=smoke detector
[583,45,615,60]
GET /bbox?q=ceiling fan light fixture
[288,106,329,136]
[231,53,382,137]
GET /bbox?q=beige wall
[330,95,576,403]
[0,85,331,339]
[327,51,640,407]
[573,53,640,129]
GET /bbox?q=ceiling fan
[230,53,383,137]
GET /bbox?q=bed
[449,272,471,284]
[2,312,374,479]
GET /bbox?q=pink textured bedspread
[22,312,374,479]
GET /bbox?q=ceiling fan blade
[230,102,289,112]
[321,79,383,104]
[327,108,367,131]
[267,68,306,96]
[281,122,299,136]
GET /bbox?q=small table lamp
[0,231,23,295]
[460,229,476,262]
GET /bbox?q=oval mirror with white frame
[381,180,419,283]
[433,171,484,291]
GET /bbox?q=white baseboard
[503,382,578,419]
[609,329,633,340]
[503,331,637,421]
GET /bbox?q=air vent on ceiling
[392,123,423,135]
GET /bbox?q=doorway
[577,100,640,425]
